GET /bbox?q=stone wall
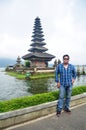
[0,93,86,129]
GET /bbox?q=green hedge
[0,86,86,113]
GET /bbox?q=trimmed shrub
[72,86,86,96]
[0,86,86,113]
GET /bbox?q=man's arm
[72,65,77,84]
[55,65,60,88]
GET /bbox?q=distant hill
[0,58,16,67]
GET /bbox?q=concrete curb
[0,93,86,129]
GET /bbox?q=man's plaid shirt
[55,63,76,86]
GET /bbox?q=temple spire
[22,17,55,68]
[29,17,47,52]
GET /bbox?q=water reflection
[26,76,86,95]
[74,75,86,86]
[26,79,49,94]
[0,68,31,100]
[76,75,81,81]
[26,65,86,94]
[0,67,86,100]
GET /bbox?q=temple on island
[22,17,55,68]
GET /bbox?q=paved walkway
[6,103,86,130]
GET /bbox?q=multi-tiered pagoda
[22,17,55,68]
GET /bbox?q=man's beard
[64,62,68,65]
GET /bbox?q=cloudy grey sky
[0,0,86,65]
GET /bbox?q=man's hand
[72,78,75,84]
[57,82,60,88]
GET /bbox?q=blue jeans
[57,85,72,112]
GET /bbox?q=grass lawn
[6,71,55,80]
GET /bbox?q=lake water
[0,67,86,101]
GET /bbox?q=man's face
[63,56,69,64]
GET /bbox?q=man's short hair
[63,54,70,59]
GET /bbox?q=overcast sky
[0,0,86,65]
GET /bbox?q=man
[55,54,76,116]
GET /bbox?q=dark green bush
[0,86,86,113]
[72,86,86,96]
